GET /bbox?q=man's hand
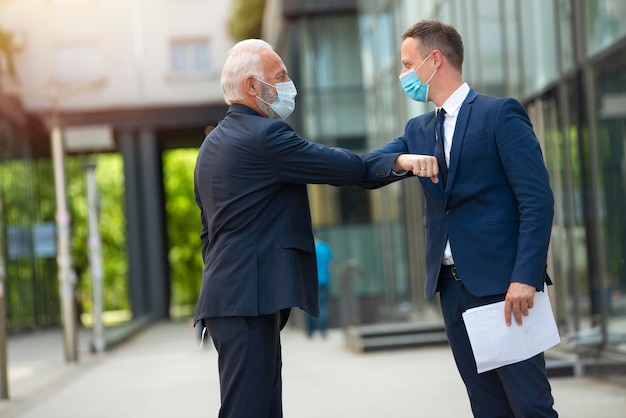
[504,282,536,326]
[393,154,439,183]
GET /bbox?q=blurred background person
[306,236,333,338]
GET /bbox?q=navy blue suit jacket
[194,104,366,322]
[361,89,554,299]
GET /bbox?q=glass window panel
[361,45,375,89]
[456,0,477,84]
[587,0,626,55]
[359,15,375,89]
[300,15,363,89]
[435,0,504,96]
[299,15,365,141]
[439,0,453,23]
[520,0,559,94]
[453,0,471,65]
[301,93,319,139]
[594,50,626,338]
[194,43,209,71]
[475,0,505,96]
[171,45,187,72]
[372,12,395,74]
[317,89,367,138]
[565,82,592,334]
[501,0,522,97]
[557,0,574,72]
[170,39,210,75]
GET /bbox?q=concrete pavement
[1,319,625,417]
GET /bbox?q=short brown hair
[401,20,464,72]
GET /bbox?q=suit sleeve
[358,117,419,189]
[193,176,210,256]
[495,98,554,289]
[358,137,412,189]
[262,121,366,185]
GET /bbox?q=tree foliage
[229,0,266,41]
[66,154,129,314]
[163,149,203,309]
[66,150,202,316]
[1,158,59,328]
[2,147,203,328]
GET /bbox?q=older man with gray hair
[192,39,366,418]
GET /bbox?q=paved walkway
[1,320,626,417]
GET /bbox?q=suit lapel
[425,112,436,139]
[446,89,478,192]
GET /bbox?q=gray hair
[221,39,273,104]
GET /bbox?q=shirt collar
[438,82,470,117]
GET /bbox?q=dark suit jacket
[194,104,366,321]
[361,89,554,299]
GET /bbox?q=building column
[138,128,170,319]
[119,130,149,318]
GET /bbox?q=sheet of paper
[462,286,560,373]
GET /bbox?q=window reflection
[557,0,574,72]
[521,0,559,94]
[587,0,626,55]
[299,15,366,142]
[595,49,626,331]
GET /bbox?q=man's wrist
[393,154,406,173]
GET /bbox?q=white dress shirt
[437,82,470,266]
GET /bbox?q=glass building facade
[273,1,418,323]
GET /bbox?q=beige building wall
[0,0,232,112]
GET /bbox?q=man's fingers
[504,301,512,326]
[505,282,536,326]
[507,301,530,326]
[514,304,524,325]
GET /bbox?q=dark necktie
[435,108,448,185]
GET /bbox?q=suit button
[445,209,452,216]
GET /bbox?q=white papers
[462,286,560,373]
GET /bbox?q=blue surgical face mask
[399,52,437,102]
[256,78,298,120]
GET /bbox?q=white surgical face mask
[255,78,297,120]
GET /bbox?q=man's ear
[243,76,257,97]
[432,49,443,68]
